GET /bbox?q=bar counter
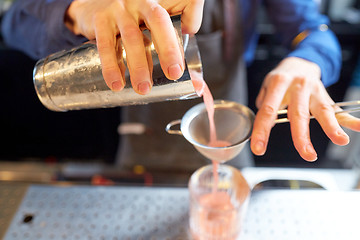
[1,167,360,240]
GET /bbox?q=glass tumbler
[188,164,251,240]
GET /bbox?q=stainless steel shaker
[33,15,202,111]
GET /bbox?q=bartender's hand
[65,0,204,94]
[250,57,360,161]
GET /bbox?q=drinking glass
[188,164,251,240]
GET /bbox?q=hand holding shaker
[189,164,251,240]
[33,15,202,111]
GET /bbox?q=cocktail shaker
[33,15,202,111]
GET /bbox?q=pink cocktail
[188,165,250,240]
[190,191,239,240]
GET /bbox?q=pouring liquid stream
[191,71,231,189]
[190,71,237,239]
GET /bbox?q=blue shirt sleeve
[263,0,342,87]
[1,0,87,60]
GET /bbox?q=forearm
[265,0,342,87]
[1,0,87,60]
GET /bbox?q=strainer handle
[165,119,182,135]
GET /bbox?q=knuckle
[93,11,108,25]
[313,82,323,92]
[147,4,168,22]
[292,109,309,120]
[102,64,118,73]
[273,73,288,85]
[130,64,149,74]
[318,103,333,113]
[293,76,307,89]
[97,39,114,52]
[266,73,288,92]
[268,72,288,85]
[261,104,277,117]
[97,38,114,50]
[287,105,309,122]
[121,26,141,42]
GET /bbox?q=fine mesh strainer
[166,100,255,163]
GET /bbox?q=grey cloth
[116,0,253,173]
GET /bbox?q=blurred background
[0,0,360,184]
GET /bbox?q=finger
[141,3,185,80]
[94,13,124,91]
[311,99,350,146]
[287,77,317,161]
[116,11,152,95]
[115,38,127,82]
[159,0,204,34]
[255,71,286,109]
[250,73,290,156]
[336,112,360,131]
[181,0,205,34]
[255,87,265,109]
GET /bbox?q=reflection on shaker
[33,15,202,111]
[189,164,251,240]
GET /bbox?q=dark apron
[116,0,253,173]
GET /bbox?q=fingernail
[337,130,350,145]
[112,81,123,91]
[137,81,151,95]
[168,64,182,80]
[306,144,316,154]
[337,130,349,138]
[336,130,344,136]
[305,144,318,161]
[254,141,264,154]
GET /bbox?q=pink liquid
[190,192,239,240]
[191,71,231,151]
[190,70,231,181]
[191,72,217,144]
[190,70,238,239]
